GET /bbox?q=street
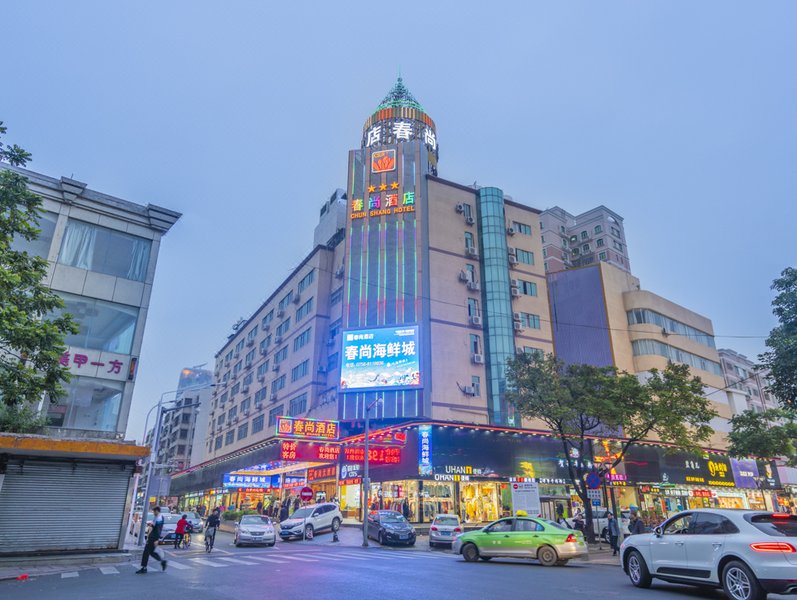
[2,530,793,600]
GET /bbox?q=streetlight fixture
[362,396,383,548]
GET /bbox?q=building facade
[719,348,779,416]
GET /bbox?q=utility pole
[362,397,382,548]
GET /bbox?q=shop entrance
[459,482,500,524]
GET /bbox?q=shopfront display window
[421,481,455,521]
[460,482,500,524]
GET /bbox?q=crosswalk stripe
[190,558,228,568]
[336,552,392,560]
[284,555,319,562]
[327,553,371,561]
[61,572,79,578]
[217,557,258,565]
[99,566,119,575]
[163,560,191,570]
[241,555,289,564]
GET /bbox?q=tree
[505,353,716,542]
[0,122,78,433]
[728,409,797,467]
[759,267,797,409]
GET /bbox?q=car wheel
[377,532,385,545]
[537,545,558,567]
[331,518,341,532]
[234,534,240,547]
[462,543,480,563]
[430,541,437,548]
[723,560,766,600]
[304,525,314,540]
[479,556,492,562]
[627,550,652,589]
[407,540,415,547]
[267,542,275,547]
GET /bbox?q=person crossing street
[136,506,167,574]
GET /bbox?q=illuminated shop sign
[418,424,432,476]
[350,190,415,220]
[340,463,362,485]
[223,474,280,489]
[340,326,421,391]
[279,440,401,465]
[307,466,337,482]
[371,149,396,173]
[276,416,340,441]
[365,122,436,150]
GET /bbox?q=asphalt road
[1,530,792,600]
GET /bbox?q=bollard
[332,530,339,543]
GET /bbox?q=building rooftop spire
[376,76,424,111]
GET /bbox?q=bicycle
[204,527,216,553]
[182,530,192,549]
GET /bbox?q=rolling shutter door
[0,459,134,554]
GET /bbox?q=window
[515,519,544,532]
[237,423,248,440]
[516,249,534,265]
[291,360,309,382]
[225,351,233,363]
[294,328,312,351]
[261,310,274,329]
[582,244,590,253]
[274,346,288,364]
[327,352,339,372]
[235,340,245,353]
[467,297,480,317]
[523,346,544,357]
[296,297,314,321]
[580,231,588,240]
[254,388,267,405]
[540,235,545,243]
[271,375,286,393]
[12,210,58,258]
[276,318,291,336]
[613,241,623,252]
[464,231,474,250]
[298,269,315,293]
[58,219,151,281]
[471,376,481,396]
[240,397,251,413]
[214,436,223,450]
[289,393,307,416]
[520,313,541,329]
[465,264,476,281]
[219,392,228,405]
[217,414,225,427]
[329,318,342,339]
[631,339,722,375]
[257,361,269,379]
[278,291,295,311]
[611,227,621,238]
[469,334,481,354]
[486,519,514,533]
[663,513,696,535]
[233,361,242,376]
[594,225,602,234]
[245,349,255,366]
[225,431,234,445]
[627,309,716,347]
[268,405,283,426]
[462,203,473,218]
[330,287,343,306]
[512,221,532,236]
[228,406,238,420]
[243,372,253,386]
[599,251,607,261]
[231,382,242,397]
[542,248,547,258]
[252,415,265,434]
[52,293,139,354]
[747,513,797,537]
[596,238,605,248]
[520,280,537,296]
[247,325,258,341]
[45,375,122,432]
[692,513,738,535]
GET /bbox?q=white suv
[279,502,342,540]
[621,509,797,600]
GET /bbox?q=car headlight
[240,529,249,534]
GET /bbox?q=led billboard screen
[340,325,421,391]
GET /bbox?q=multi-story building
[719,349,778,415]
[0,163,180,554]
[540,205,630,273]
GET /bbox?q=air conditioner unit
[516,347,526,355]
[511,288,521,297]
[232,416,239,424]
[510,278,520,288]
[467,281,480,291]
[245,362,253,370]
[256,404,264,412]
[242,386,250,394]
[326,338,336,347]
[270,392,278,402]
[335,266,345,279]
[263,323,271,331]
[508,255,518,265]
[455,203,465,213]
[470,315,482,326]
[507,227,516,236]
[508,247,517,255]
[275,336,283,344]
[514,322,524,331]
[318,365,328,374]
[277,309,285,318]
[466,247,479,258]
[259,347,268,356]
[472,353,485,365]
[246,339,254,347]
[257,374,265,382]
[234,350,240,358]
[243,410,250,417]
[458,270,470,282]
[293,294,301,304]
[272,364,280,372]
[513,312,522,322]
[462,386,476,396]
[465,216,475,226]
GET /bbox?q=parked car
[367,510,416,546]
[453,516,588,566]
[235,514,276,547]
[621,509,797,600]
[567,509,631,541]
[186,511,204,533]
[279,503,342,540]
[429,514,462,548]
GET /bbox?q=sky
[2,2,795,443]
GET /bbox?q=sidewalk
[0,546,141,582]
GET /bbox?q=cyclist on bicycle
[204,508,221,551]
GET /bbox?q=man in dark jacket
[279,502,289,522]
[607,512,620,556]
[628,512,646,535]
[137,507,167,574]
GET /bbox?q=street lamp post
[362,396,382,548]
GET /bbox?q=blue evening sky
[2,2,795,441]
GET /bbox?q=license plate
[252,532,263,536]
[400,534,408,539]
[440,531,451,536]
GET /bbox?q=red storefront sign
[276,416,340,441]
[279,441,401,464]
[308,466,337,482]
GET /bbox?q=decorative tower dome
[360,77,439,171]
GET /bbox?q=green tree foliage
[728,409,797,467]
[506,353,716,541]
[0,122,78,432]
[759,268,797,409]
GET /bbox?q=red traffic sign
[300,486,314,502]
[586,472,601,490]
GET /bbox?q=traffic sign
[586,472,601,490]
[300,486,314,502]
[591,499,601,507]
[587,488,602,501]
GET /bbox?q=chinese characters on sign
[307,466,337,482]
[364,122,436,151]
[59,346,133,382]
[276,416,340,441]
[223,473,279,489]
[351,191,416,220]
[340,326,421,390]
[418,424,432,476]
[278,440,401,464]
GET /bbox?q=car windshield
[434,516,459,526]
[290,508,313,519]
[747,514,797,537]
[162,514,181,524]
[241,515,272,525]
[543,519,569,530]
[381,513,407,524]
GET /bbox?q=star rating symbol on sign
[368,185,376,193]
[390,181,399,190]
[379,183,387,191]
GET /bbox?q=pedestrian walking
[607,512,620,556]
[279,502,289,522]
[402,499,410,520]
[293,496,300,513]
[256,500,263,514]
[174,513,189,549]
[136,506,167,574]
[628,512,645,535]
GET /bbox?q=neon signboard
[340,326,421,391]
[276,416,340,441]
[418,424,432,476]
[371,149,396,173]
[350,190,415,220]
[279,440,402,465]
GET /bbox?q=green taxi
[452,516,588,566]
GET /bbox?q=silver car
[235,514,276,547]
[429,514,462,547]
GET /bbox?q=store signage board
[511,482,541,516]
[280,440,402,465]
[276,416,340,441]
[418,424,432,476]
[587,489,602,501]
[340,326,421,391]
[223,473,278,489]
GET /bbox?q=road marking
[163,560,191,570]
[284,555,319,562]
[61,572,79,578]
[216,557,258,565]
[241,555,289,564]
[190,558,228,567]
[335,552,389,561]
[99,566,119,575]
